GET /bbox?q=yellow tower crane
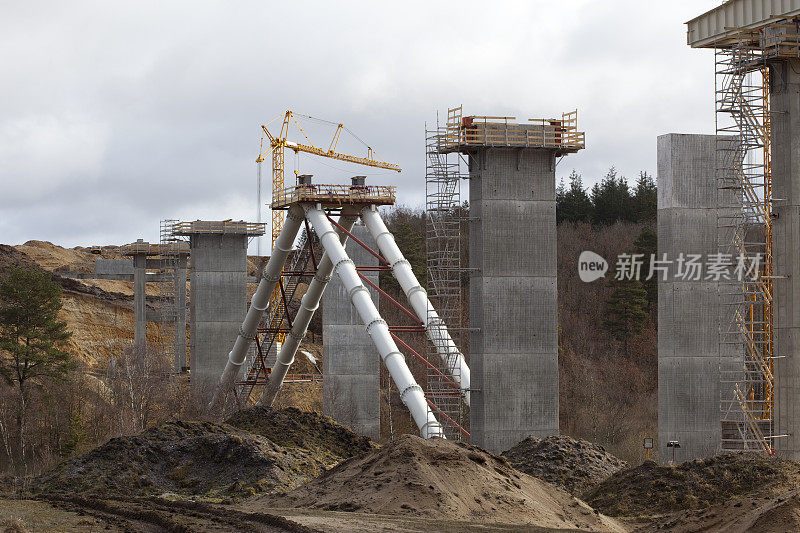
[256,110,401,247]
[255,110,401,341]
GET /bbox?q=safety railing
[171,220,266,235]
[440,109,584,153]
[271,184,397,209]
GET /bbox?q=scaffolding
[715,41,774,453]
[425,116,469,440]
[235,228,317,403]
[159,220,189,373]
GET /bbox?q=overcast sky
[0,0,720,252]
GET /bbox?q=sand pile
[254,434,622,530]
[225,407,374,466]
[585,452,800,517]
[502,434,627,496]
[33,421,325,501]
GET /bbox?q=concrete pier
[468,147,559,453]
[174,221,264,402]
[770,59,800,460]
[122,239,158,367]
[657,134,727,463]
[322,224,380,438]
[173,252,189,373]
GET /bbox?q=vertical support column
[174,253,188,373]
[132,252,147,366]
[189,234,248,402]
[469,147,559,453]
[657,133,731,463]
[770,59,800,459]
[323,224,380,438]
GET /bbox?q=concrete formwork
[468,147,559,453]
[322,224,380,439]
[187,233,249,401]
[770,59,800,459]
[657,133,739,463]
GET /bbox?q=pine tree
[557,170,593,223]
[604,276,648,358]
[632,171,657,223]
[591,167,634,225]
[0,267,74,470]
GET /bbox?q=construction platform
[121,240,167,256]
[438,107,585,156]
[270,183,397,210]
[171,220,265,236]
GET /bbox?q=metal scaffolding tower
[715,42,774,452]
[235,228,317,403]
[425,115,469,440]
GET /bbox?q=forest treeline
[557,167,656,225]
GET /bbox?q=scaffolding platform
[438,107,585,155]
[172,220,265,236]
[270,183,397,209]
[121,240,164,256]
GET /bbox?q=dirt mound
[585,452,800,517]
[253,434,622,530]
[502,434,627,496]
[0,244,40,274]
[15,240,94,273]
[33,420,326,501]
[225,407,374,466]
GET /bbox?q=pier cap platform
[270,178,396,210]
[171,220,266,236]
[437,106,584,156]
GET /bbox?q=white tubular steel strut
[208,205,304,411]
[360,206,471,405]
[257,208,360,406]
[304,204,444,439]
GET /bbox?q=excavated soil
[225,407,375,466]
[502,434,627,496]
[32,421,326,501]
[253,434,623,530]
[585,452,800,517]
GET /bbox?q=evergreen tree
[557,170,593,223]
[632,171,657,223]
[604,276,648,358]
[633,226,658,309]
[0,267,74,469]
[591,167,634,225]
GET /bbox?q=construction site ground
[6,243,800,531]
[5,404,800,531]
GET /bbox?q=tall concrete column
[132,252,146,363]
[174,253,188,373]
[469,147,559,453]
[322,224,380,438]
[175,221,265,403]
[657,133,736,463]
[770,59,800,459]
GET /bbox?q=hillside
[8,241,167,368]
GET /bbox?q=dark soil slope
[585,452,800,517]
[225,406,375,466]
[502,434,627,496]
[33,421,325,501]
